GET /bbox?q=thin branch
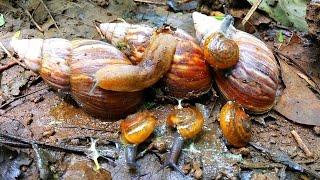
[0,42,27,68]
[0,86,49,109]
[133,0,166,5]
[0,61,17,73]
[291,130,313,157]
[39,0,62,35]
[241,0,263,26]
[24,9,44,32]
[0,132,118,161]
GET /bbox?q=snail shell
[193,12,280,113]
[99,23,212,99]
[167,107,204,139]
[120,111,157,145]
[219,101,251,147]
[8,38,143,119]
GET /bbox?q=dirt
[0,0,319,179]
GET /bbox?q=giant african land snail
[0,32,177,119]
[193,12,280,113]
[98,23,212,99]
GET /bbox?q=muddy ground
[0,0,319,179]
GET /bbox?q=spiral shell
[193,12,280,113]
[9,38,143,119]
[99,23,212,99]
[167,107,204,139]
[120,111,157,145]
[219,101,251,147]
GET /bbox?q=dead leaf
[274,60,320,126]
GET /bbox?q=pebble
[314,126,320,135]
[42,129,55,138]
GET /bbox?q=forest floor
[0,0,319,179]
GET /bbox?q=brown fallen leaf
[274,59,320,126]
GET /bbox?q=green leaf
[277,30,285,43]
[214,15,225,21]
[247,0,308,32]
[0,14,5,27]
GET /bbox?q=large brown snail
[193,12,280,113]
[120,111,157,170]
[0,32,177,119]
[98,23,212,99]
[161,106,204,174]
[219,101,251,147]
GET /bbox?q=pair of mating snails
[120,100,251,173]
[0,12,279,120]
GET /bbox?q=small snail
[193,12,280,113]
[120,111,157,170]
[98,23,212,99]
[219,101,251,147]
[203,15,239,69]
[161,106,204,174]
[0,33,177,119]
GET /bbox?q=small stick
[39,0,61,35]
[0,42,27,68]
[24,9,44,32]
[0,61,17,73]
[241,0,263,26]
[133,0,166,5]
[56,125,117,133]
[0,86,48,109]
[291,130,313,157]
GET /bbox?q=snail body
[120,111,157,170]
[161,106,204,175]
[193,12,280,113]
[99,23,212,99]
[4,33,177,119]
[219,101,251,147]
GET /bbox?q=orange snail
[120,111,157,170]
[0,32,177,120]
[219,101,251,147]
[193,12,280,113]
[161,106,204,174]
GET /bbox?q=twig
[55,124,117,133]
[39,0,61,35]
[241,0,263,26]
[291,130,313,157]
[249,142,320,179]
[0,132,118,161]
[0,42,27,68]
[133,0,166,5]
[240,160,285,169]
[24,9,44,32]
[0,86,49,109]
[0,61,17,73]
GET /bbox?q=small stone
[231,147,251,157]
[314,126,320,135]
[32,96,44,103]
[42,129,55,138]
[21,165,28,172]
[25,113,33,125]
[182,163,191,174]
[152,139,167,153]
[194,168,202,179]
[70,139,80,145]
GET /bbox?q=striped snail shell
[193,12,280,113]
